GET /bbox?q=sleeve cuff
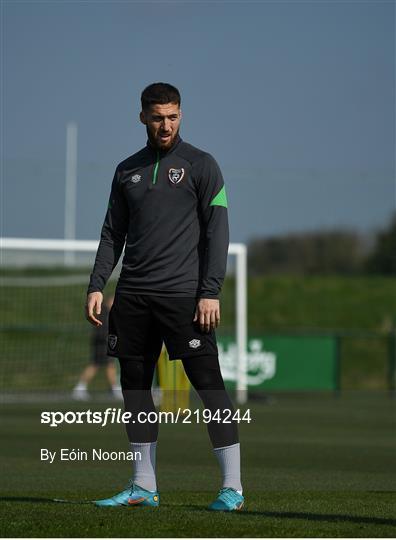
[87,287,103,295]
[198,292,219,300]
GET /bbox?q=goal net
[0,238,247,403]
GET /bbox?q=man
[72,296,122,401]
[85,83,243,511]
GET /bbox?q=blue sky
[2,0,395,243]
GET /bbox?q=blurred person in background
[73,295,122,400]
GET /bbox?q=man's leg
[105,360,123,398]
[105,361,117,387]
[72,364,98,400]
[94,352,161,507]
[119,355,158,492]
[94,293,162,507]
[182,355,242,494]
[149,295,244,510]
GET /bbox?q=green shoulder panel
[209,185,228,208]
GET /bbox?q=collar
[146,134,182,157]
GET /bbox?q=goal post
[0,237,248,404]
[228,243,248,404]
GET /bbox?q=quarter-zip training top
[87,136,229,299]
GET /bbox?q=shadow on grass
[239,510,396,527]
[2,498,396,528]
[175,504,396,527]
[0,496,91,505]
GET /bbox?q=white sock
[213,443,242,494]
[130,441,157,492]
[74,382,87,391]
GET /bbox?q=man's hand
[85,291,104,327]
[193,298,220,333]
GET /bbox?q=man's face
[140,102,182,150]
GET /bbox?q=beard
[146,125,179,150]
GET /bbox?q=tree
[366,213,396,274]
[248,230,366,275]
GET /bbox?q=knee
[182,356,226,391]
[189,370,225,391]
[120,358,154,390]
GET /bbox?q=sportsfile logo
[40,407,252,428]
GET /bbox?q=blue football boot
[94,482,159,507]
[208,487,244,511]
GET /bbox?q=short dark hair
[141,82,181,111]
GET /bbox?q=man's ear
[139,111,146,125]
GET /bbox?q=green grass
[2,270,395,331]
[2,272,396,391]
[1,394,395,537]
[247,275,396,331]
[245,275,396,390]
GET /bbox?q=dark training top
[87,136,229,299]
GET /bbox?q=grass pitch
[2,273,396,393]
[1,393,395,537]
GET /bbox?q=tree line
[248,213,396,275]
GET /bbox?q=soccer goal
[0,238,248,404]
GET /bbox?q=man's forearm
[87,227,126,294]
[87,166,128,294]
[199,207,229,299]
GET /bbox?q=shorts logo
[108,334,118,350]
[131,174,142,183]
[189,338,201,349]
[168,168,185,184]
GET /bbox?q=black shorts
[91,339,113,366]
[107,294,218,361]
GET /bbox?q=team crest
[168,168,185,184]
[131,174,141,184]
[108,334,118,350]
